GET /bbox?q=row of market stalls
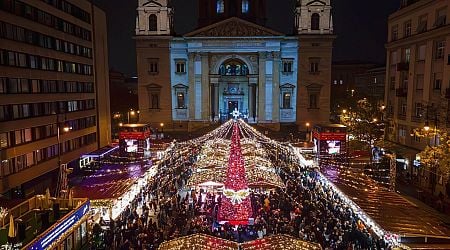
[158,234,322,250]
[187,138,284,189]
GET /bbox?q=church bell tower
[198,0,267,27]
[136,0,173,36]
[295,0,335,128]
[295,0,333,34]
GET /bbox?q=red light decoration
[218,122,253,225]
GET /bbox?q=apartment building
[385,0,449,194]
[0,0,111,198]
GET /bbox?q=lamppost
[160,123,164,139]
[127,109,136,124]
[305,122,311,142]
[55,113,72,198]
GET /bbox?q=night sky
[94,0,400,76]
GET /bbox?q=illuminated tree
[340,98,385,157]
[417,133,450,195]
[218,122,253,225]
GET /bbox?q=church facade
[135,0,335,131]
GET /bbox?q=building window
[149,14,157,31]
[309,94,318,109]
[399,126,407,137]
[148,59,159,74]
[433,74,442,90]
[400,102,407,115]
[217,0,224,13]
[403,48,411,63]
[177,92,185,108]
[434,8,447,27]
[417,44,426,61]
[219,61,248,76]
[0,132,9,149]
[242,0,249,13]
[309,59,319,73]
[414,103,422,117]
[417,15,428,33]
[403,20,412,37]
[435,40,445,59]
[282,93,291,109]
[282,59,293,73]
[151,93,160,109]
[175,60,186,73]
[311,13,320,30]
[391,25,398,41]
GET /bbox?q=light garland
[0,207,7,229]
[218,123,253,225]
[158,234,239,250]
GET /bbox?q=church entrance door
[227,101,239,118]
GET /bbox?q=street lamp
[306,122,311,142]
[424,121,430,132]
[56,114,72,198]
[127,109,138,124]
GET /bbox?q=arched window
[311,13,320,30]
[219,60,248,76]
[242,0,249,13]
[149,14,157,31]
[216,0,224,13]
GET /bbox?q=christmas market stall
[72,161,158,222]
[158,234,239,250]
[239,235,322,250]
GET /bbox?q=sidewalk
[396,181,450,225]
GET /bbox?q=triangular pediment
[142,0,162,7]
[306,0,326,6]
[280,83,296,89]
[146,83,162,90]
[184,17,284,37]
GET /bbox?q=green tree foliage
[341,99,385,153]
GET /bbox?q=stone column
[248,77,258,123]
[188,53,195,119]
[272,51,281,122]
[211,77,220,120]
[258,52,267,121]
[201,53,210,120]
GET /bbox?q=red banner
[313,132,346,141]
[119,131,151,140]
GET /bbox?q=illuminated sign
[119,131,151,140]
[313,132,346,141]
[29,201,90,250]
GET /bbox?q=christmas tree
[218,122,253,225]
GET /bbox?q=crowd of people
[91,137,391,250]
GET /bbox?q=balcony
[398,113,406,120]
[396,88,407,97]
[445,88,450,99]
[396,62,410,71]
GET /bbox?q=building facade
[385,0,449,195]
[0,0,111,197]
[135,0,335,131]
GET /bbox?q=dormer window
[242,0,249,13]
[217,0,224,14]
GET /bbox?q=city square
[1,0,450,249]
